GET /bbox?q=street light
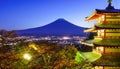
[23,53,32,60]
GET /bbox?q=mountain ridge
[17,18,88,36]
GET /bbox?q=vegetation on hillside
[0,30,94,69]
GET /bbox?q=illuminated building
[85,0,120,68]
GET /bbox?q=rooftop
[93,39,120,46]
[95,24,120,29]
[84,24,120,32]
[86,0,120,21]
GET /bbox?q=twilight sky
[0,0,120,30]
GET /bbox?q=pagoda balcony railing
[98,21,120,24]
[94,36,120,39]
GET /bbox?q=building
[85,0,120,69]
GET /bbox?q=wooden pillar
[103,66,104,69]
[104,14,106,23]
[103,47,105,54]
[104,29,106,38]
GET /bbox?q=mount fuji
[17,19,88,37]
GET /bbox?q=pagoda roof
[95,24,120,29]
[86,4,120,21]
[93,39,120,46]
[96,4,120,13]
[84,27,97,32]
[84,24,120,32]
[96,9,120,13]
[92,55,120,67]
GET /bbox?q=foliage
[0,30,18,53]
[0,40,93,69]
[75,51,85,64]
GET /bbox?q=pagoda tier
[92,55,120,67]
[94,39,120,46]
[84,24,120,32]
[86,9,120,21]
[85,12,120,32]
[86,3,120,21]
[95,24,120,29]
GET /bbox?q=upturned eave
[85,10,97,21]
[85,8,120,21]
[84,27,97,32]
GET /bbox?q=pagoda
[85,0,120,69]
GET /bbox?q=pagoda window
[98,15,105,23]
[96,47,104,53]
[98,30,104,37]
[102,15,105,21]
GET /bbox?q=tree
[88,32,96,39]
[0,30,18,46]
[0,39,94,69]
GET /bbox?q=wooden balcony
[105,36,120,39]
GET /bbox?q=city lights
[62,36,71,40]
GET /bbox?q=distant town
[0,35,87,46]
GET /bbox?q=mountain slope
[17,18,88,36]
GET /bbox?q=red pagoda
[85,0,120,69]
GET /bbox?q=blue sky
[0,0,120,30]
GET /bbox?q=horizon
[0,0,120,30]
